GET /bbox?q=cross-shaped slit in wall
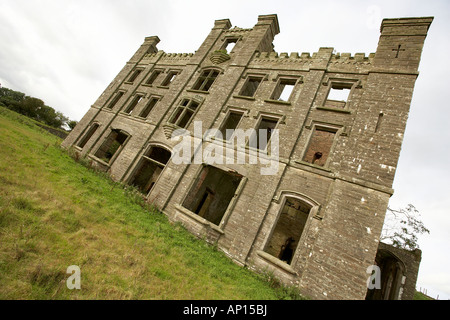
[392,44,405,58]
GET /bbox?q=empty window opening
[302,127,337,167]
[375,112,384,133]
[192,69,220,91]
[271,79,296,102]
[264,197,311,265]
[182,166,242,226]
[124,94,144,114]
[129,146,171,195]
[169,99,199,128]
[254,117,278,150]
[239,77,262,97]
[325,83,352,109]
[219,112,243,140]
[139,97,159,118]
[145,70,162,85]
[77,123,99,149]
[223,39,238,53]
[161,71,178,87]
[94,129,129,163]
[106,91,124,109]
[127,69,143,83]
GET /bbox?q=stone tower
[62,15,432,299]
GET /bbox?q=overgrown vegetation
[0,106,306,300]
[381,204,430,251]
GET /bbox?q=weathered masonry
[62,15,432,299]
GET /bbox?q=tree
[0,87,25,102]
[380,204,430,251]
[67,120,78,130]
[20,97,44,119]
[0,86,74,130]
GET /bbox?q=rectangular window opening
[94,129,128,163]
[254,117,278,150]
[139,97,159,118]
[145,70,161,85]
[124,95,143,114]
[77,123,99,149]
[219,112,243,140]
[128,69,143,83]
[161,71,178,87]
[182,166,243,226]
[271,79,296,102]
[302,127,337,167]
[239,77,262,97]
[169,99,199,128]
[325,83,352,109]
[106,91,124,109]
[192,69,219,92]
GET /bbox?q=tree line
[0,86,77,130]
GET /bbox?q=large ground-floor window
[182,166,242,226]
[94,129,129,163]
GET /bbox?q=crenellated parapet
[224,26,253,34]
[141,50,194,65]
[250,50,375,73]
[251,51,315,69]
[330,52,375,63]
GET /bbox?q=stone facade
[62,15,432,300]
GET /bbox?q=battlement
[143,51,194,59]
[141,51,194,65]
[254,51,315,60]
[224,26,253,34]
[330,52,375,64]
[161,52,194,59]
[252,50,375,67]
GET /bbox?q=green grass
[414,291,434,300]
[0,106,306,300]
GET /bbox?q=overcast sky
[1,0,449,300]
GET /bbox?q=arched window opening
[366,250,406,300]
[264,197,312,265]
[129,146,171,195]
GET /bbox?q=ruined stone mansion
[62,15,432,299]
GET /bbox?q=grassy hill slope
[0,106,304,300]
